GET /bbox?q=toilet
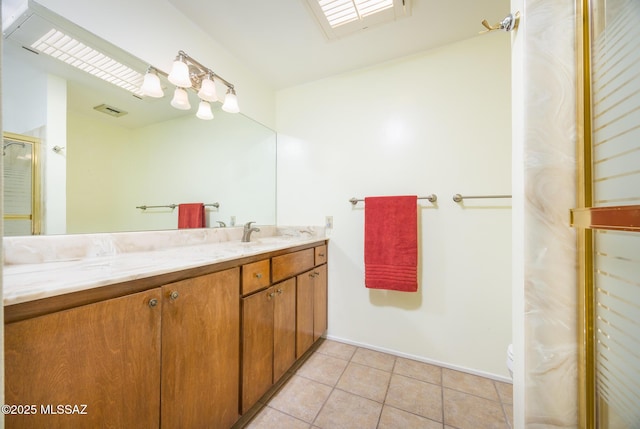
[506,344,514,378]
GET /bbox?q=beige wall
[276,34,513,379]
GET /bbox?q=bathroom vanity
[3,226,328,428]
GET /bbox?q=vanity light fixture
[196,100,214,120]
[170,87,191,110]
[140,67,164,98]
[140,50,239,120]
[221,88,239,113]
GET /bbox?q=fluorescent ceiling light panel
[307,0,410,40]
[31,28,145,96]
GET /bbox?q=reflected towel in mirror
[178,203,206,229]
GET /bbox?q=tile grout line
[249,340,513,428]
[308,345,356,428]
[495,379,513,429]
[375,354,398,428]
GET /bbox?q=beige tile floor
[238,339,513,429]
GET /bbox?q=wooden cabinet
[313,264,328,341]
[296,270,315,358]
[241,259,270,295]
[272,248,314,283]
[241,286,274,413]
[273,279,297,381]
[161,268,240,429]
[5,289,162,429]
[297,258,328,358]
[241,277,296,413]
[5,268,240,429]
[5,240,327,429]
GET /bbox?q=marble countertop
[3,226,327,307]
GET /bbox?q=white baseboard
[324,334,513,384]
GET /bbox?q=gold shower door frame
[2,132,42,235]
[573,0,640,427]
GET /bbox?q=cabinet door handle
[169,291,179,301]
[318,253,325,257]
[276,288,283,295]
[267,291,276,300]
[314,271,320,276]
[148,298,159,308]
[309,273,316,278]
[255,273,263,279]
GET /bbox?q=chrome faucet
[242,221,260,242]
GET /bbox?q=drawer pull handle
[267,292,276,300]
[309,273,316,278]
[276,289,283,295]
[148,298,159,308]
[169,291,179,301]
[255,273,263,279]
[318,253,325,257]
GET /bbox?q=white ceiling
[168,0,511,89]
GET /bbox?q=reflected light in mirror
[197,74,218,102]
[30,28,145,96]
[222,88,240,113]
[170,87,191,110]
[141,68,164,98]
[196,100,214,120]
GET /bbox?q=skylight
[31,29,145,96]
[319,0,394,28]
[306,0,410,40]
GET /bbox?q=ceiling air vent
[93,104,128,118]
[305,0,411,40]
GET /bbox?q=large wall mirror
[2,2,277,236]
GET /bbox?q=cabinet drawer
[314,245,327,265]
[242,260,271,295]
[272,249,314,283]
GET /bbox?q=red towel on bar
[365,195,418,292]
[178,203,206,229]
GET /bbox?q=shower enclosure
[2,132,41,235]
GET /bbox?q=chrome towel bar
[452,194,511,202]
[136,203,220,210]
[349,194,437,206]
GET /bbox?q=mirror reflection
[1,5,277,236]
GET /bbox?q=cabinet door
[161,268,240,429]
[296,270,315,358]
[273,278,296,382]
[5,289,162,429]
[241,286,274,414]
[313,264,328,341]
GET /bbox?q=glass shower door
[573,0,640,427]
[3,132,41,235]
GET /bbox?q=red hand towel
[178,203,206,229]
[364,195,418,292]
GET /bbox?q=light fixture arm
[176,50,235,90]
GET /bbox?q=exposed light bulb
[170,87,191,110]
[221,87,240,113]
[168,57,192,88]
[196,100,214,120]
[140,69,164,98]
[197,75,218,102]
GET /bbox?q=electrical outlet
[325,216,333,229]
